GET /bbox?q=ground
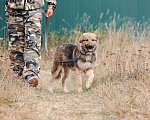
[0,28,150,119]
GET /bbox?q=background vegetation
[0,14,150,119]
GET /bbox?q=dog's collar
[80,51,91,56]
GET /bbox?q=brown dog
[49,33,98,93]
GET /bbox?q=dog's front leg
[85,69,94,89]
[49,77,54,93]
[62,66,70,93]
[75,69,83,93]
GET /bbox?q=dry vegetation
[0,18,150,120]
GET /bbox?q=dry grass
[0,23,150,120]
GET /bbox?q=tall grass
[0,14,150,119]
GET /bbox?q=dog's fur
[49,33,98,93]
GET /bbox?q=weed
[0,14,150,119]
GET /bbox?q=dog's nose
[87,45,93,49]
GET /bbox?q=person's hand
[45,8,54,18]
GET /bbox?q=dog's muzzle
[85,45,94,52]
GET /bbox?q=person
[5,0,57,87]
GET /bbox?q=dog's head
[79,33,98,53]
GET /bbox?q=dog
[49,33,98,93]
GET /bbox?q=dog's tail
[51,62,62,79]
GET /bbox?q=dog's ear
[95,36,98,42]
[79,34,84,43]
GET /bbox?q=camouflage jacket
[6,0,57,10]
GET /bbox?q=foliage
[0,14,150,119]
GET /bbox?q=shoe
[26,74,38,87]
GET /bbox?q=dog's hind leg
[49,77,54,93]
[49,63,62,93]
[75,69,83,93]
[85,69,94,89]
[62,65,70,93]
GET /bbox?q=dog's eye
[83,39,88,42]
[92,39,97,41]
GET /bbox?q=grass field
[0,20,150,119]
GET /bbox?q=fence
[0,0,150,38]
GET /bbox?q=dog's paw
[49,90,53,93]
[86,83,91,89]
[77,87,83,93]
[63,89,69,93]
[48,87,53,93]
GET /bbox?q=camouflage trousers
[5,6,42,79]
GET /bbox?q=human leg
[5,7,25,77]
[23,9,42,82]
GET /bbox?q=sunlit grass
[0,15,150,119]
